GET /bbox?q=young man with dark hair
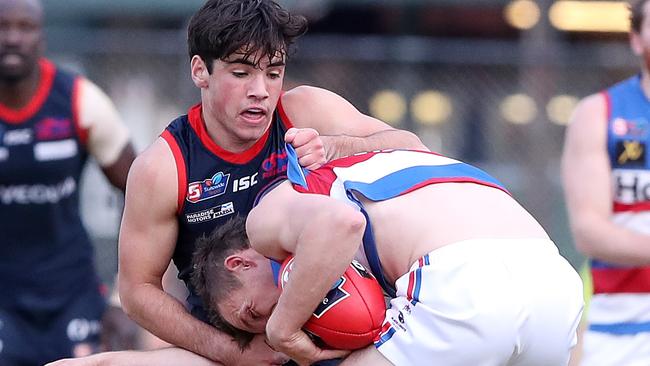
[562,1,650,364]
[117,0,425,364]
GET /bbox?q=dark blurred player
[0,0,137,364]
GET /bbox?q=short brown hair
[191,216,255,348]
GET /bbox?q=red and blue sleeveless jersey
[0,59,95,310]
[588,75,650,335]
[285,147,508,296]
[162,100,293,316]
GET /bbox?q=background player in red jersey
[0,0,138,364]
[116,1,426,365]
[562,1,650,365]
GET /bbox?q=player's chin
[235,130,267,146]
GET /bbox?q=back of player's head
[630,0,650,33]
[190,215,255,347]
[187,0,308,73]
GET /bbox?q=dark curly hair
[187,0,308,73]
[191,215,256,348]
[630,0,650,33]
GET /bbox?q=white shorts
[580,330,650,366]
[374,238,584,366]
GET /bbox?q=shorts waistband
[409,237,558,271]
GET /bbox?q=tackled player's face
[218,254,281,334]
[0,0,43,83]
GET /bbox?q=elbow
[329,209,366,249]
[398,129,428,151]
[117,274,138,319]
[573,236,594,257]
[570,220,598,257]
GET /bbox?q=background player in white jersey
[0,0,139,364]
[562,1,650,364]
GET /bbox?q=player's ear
[224,255,246,272]
[191,55,210,88]
[224,254,254,272]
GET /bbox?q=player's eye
[232,71,247,78]
[248,308,260,320]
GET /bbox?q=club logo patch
[612,118,649,137]
[35,117,73,140]
[616,140,645,167]
[187,172,230,203]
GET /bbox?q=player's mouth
[240,107,268,124]
[0,53,25,68]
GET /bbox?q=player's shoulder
[281,85,345,128]
[569,92,607,127]
[76,77,111,104]
[129,137,176,186]
[281,85,340,109]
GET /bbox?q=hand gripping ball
[278,255,386,350]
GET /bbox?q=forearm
[322,129,427,161]
[121,283,239,364]
[573,216,650,266]
[268,210,365,341]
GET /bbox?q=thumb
[284,128,298,144]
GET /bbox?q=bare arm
[44,347,220,366]
[99,144,136,192]
[282,86,427,164]
[119,139,279,365]
[247,182,364,364]
[78,78,136,191]
[561,93,650,265]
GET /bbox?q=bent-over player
[192,147,584,366]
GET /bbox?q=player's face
[218,256,281,334]
[0,0,43,83]
[203,49,285,150]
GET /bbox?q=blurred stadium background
[42,0,635,283]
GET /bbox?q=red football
[278,255,386,350]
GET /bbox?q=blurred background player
[117,1,424,365]
[0,0,138,364]
[562,0,650,365]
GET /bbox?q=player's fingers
[284,128,298,144]
[298,154,324,171]
[286,128,319,148]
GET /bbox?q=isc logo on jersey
[187,172,230,203]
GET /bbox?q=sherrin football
[278,255,386,350]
